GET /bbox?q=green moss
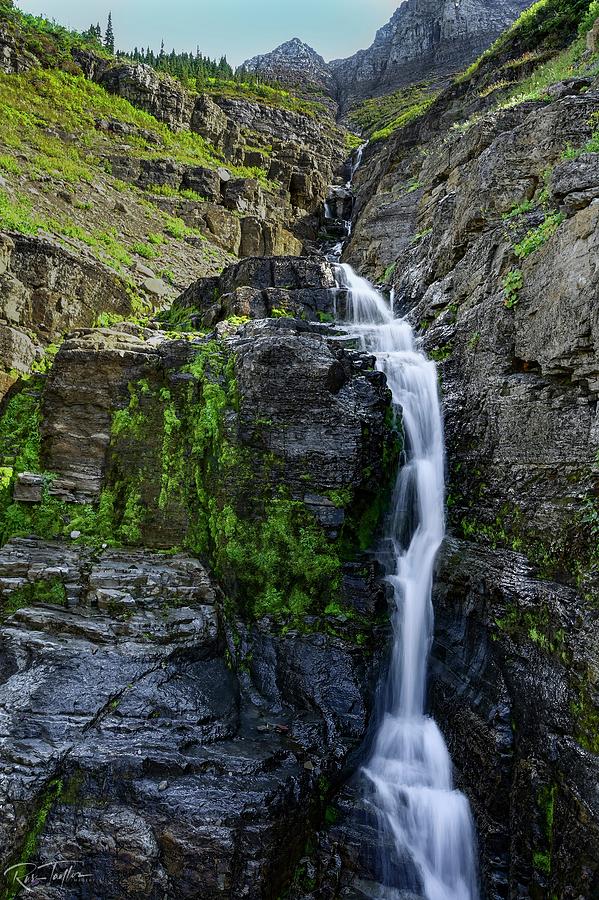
[533,851,551,876]
[3,778,63,900]
[571,680,599,753]
[459,492,598,593]
[495,603,568,659]
[429,344,453,363]
[2,576,67,617]
[214,495,343,620]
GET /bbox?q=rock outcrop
[99,63,193,131]
[0,232,135,399]
[173,255,338,327]
[342,32,599,899]
[330,0,531,111]
[0,252,399,895]
[0,537,383,898]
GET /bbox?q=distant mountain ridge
[241,37,332,93]
[241,0,532,112]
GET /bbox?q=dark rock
[12,472,44,503]
[174,255,337,327]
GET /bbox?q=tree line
[82,11,274,90]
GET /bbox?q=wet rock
[551,152,599,212]
[174,255,337,327]
[0,533,387,897]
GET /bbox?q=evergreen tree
[104,11,114,53]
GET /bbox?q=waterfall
[336,263,479,900]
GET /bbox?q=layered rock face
[0,259,398,897]
[241,0,531,115]
[93,61,346,247]
[344,60,599,898]
[242,38,333,94]
[330,0,531,110]
[0,232,135,399]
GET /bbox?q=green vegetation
[0,190,41,233]
[495,603,567,659]
[532,782,557,879]
[429,344,453,363]
[514,211,565,258]
[503,268,523,308]
[503,199,535,220]
[0,67,270,183]
[411,227,433,244]
[145,183,207,202]
[457,0,595,85]
[347,82,439,140]
[131,240,160,260]
[572,679,599,753]
[0,0,111,72]
[2,577,67,616]
[371,94,437,143]
[3,777,63,900]
[459,490,598,594]
[383,263,396,283]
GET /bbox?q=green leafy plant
[514,212,565,258]
[503,268,524,308]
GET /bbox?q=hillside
[0,0,598,898]
[241,0,533,117]
[342,0,599,895]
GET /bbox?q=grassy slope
[346,81,441,142]
[361,0,599,144]
[0,3,287,296]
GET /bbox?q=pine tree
[104,11,114,54]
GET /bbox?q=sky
[17,0,401,66]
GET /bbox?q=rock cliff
[341,3,599,894]
[330,0,531,111]
[241,0,531,115]
[0,257,398,896]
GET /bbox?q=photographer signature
[3,861,92,893]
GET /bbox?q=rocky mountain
[1,0,599,897]
[241,0,532,114]
[339,1,599,895]
[241,37,332,92]
[330,0,532,109]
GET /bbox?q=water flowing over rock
[342,17,599,898]
[332,264,478,899]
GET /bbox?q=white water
[347,142,366,187]
[336,263,479,900]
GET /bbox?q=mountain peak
[240,38,330,89]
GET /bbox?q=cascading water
[335,263,479,900]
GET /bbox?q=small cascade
[334,264,479,900]
[321,142,366,263]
